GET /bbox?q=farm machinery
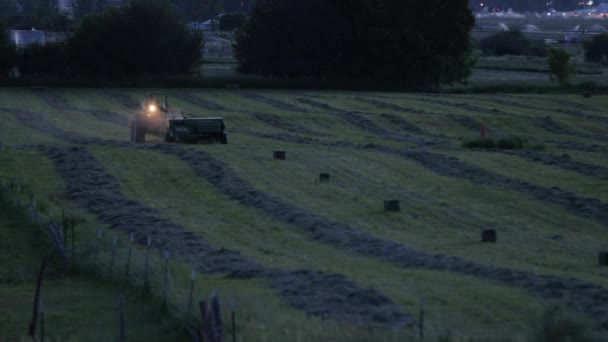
[130,93,227,144]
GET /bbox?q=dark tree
[0,21,16,76]
[584,34,608,64]
[219,12,247,32]
[236,0,475,86]
[69,0,203,76]
[171,0,222,21]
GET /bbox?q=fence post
[29,254,50,337]
[62,209,67,246]
[110,236,117,278]
[230,298,236,342]
[118,295,126,342]
[163,251,170,309]
[144,237,151,292]
[71,217,76,269]
[211,290,223,342]
[33,200,38,225]
[93,229,102,268]
[124,232,134,288]
[39,299,44,342]
[419,297,424,340]
[187,270,196,317]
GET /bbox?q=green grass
[1,88,608,340]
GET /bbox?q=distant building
[10,30,45,46]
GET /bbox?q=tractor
[130,93,227,144]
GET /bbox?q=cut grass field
[1,88,607,340]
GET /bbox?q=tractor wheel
[164,131,175,143]
[220,133,228,145]
[130,120,146,143]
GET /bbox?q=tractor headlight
[148,104,157,112]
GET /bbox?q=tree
[171,0,222,21]
[0,21,16,77]
[69,0,203,76]
[480,29,547,57]
[72,0,103,21]
[236,0,475,86]
[583,34,608,64]
[219,12,247,32]
[548,48,575,86]
[0,0,19,19]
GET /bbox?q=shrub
[480,29,547,57]
[548,48,575,87]
[69,0,203,77]
[583,34,608,64]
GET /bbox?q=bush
[236,0,475,87]
[548,48,575,86]
[16,42,69,76]
[583,34,608,64]
[480,30,548,57]
[69,0,203,77]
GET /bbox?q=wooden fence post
[39,299,44,342]
[163,251,170,309]
[419,298,424,340]
[110,236,117,278]
[188,270,196,317]
[93,229,102,268]
[29,254,50,337]
[211,291,223,342]
[230,298,236,342]
[118,295,126,342]
[124,233,134,287]
[71,217,76,268]
[144,237,151,292]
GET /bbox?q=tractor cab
[144,93,169,116]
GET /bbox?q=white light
[148,104,156,112]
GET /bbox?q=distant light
[588,1,594,6]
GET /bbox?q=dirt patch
[241,93,310,113]
[104,92,140,110]
[33,91,78,111]
[170,92,227,111]
[501,150,608,178]
[148,143,608,328]
[35,145,413,327]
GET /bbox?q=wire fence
[0,159,236,342]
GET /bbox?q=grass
[1,88,608,340]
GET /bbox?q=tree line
[469,0,584,12]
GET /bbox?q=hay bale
[273,151,286,160]
[319,173,330,183]
[481,229,497,243]
[384,200,400,212]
